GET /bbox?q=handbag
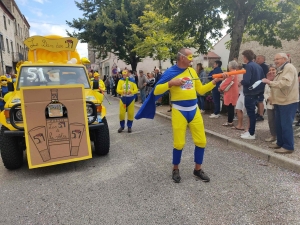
[221,78,234,92]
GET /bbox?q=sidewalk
[135,102,300,174]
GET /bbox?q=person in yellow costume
[92,72,106,93]
[135,48,227,183]
[117,69,138,133]
[0,75,12,111]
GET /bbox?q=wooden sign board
[21,85,92,169]
[24,36,78,52]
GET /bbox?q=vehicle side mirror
[7,82,15,92]
[92,81,99,90]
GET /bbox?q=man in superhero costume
[135,48,226,183]
[117,69,138,133]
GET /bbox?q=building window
[8,19,10,25]
[10,41,13,53]
[3,16,7,30]
[0,34,4,51]
[6,38,9,53]
[17,43,19,52]
[15,21,17,35]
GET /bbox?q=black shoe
[118,127,124,133]
[155,103,161,107]
[128,127,132,133]
[193,169,210,182]
[172,169,181,183]
[256,116,264,121]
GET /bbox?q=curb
[145,106,300,174]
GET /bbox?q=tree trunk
[228,0,257,62]
[130,55,138,72]
[228,11,249,62]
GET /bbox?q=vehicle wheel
[0,126,24,170]
[93,117,110,156]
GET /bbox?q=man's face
[274,54,286,68]
[256,56,264,64]
[180,50,193,67]
[213,62,218,68]
[122,70,129,78]
[155,69,159,74]
[139,71,143,76]
[243,55,248,64]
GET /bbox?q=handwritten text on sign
[24,36,79,52]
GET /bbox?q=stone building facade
[239,39,300,72]
[0,1,15,74]
[1,0,30,73]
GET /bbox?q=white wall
[210,34,230,69]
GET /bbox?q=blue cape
[135,65,186,120]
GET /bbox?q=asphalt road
[0,95,300,225]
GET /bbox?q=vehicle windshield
[17,66,90,90]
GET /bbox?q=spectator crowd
[89,49,299,155]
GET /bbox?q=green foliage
[131,5,195,63]
[153,0,224,54]
[66,0,149,71]
[154,0,300,60]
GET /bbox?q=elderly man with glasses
[135,48,226,183]
[262,53,299,154]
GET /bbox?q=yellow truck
[0,35,110,170]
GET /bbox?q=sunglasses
[122,71,128,75]
[178,52,193,61]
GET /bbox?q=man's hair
[277,53,289,60]
[176,48,190,61]
[215,60,222,67]
[257,55,266,61]
[242,50,255,62]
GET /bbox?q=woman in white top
[264,64,277,142]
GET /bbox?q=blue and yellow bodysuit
[135,65,215,165]
[117,77,138,129]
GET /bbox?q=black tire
[93,117,110,156]
[0,126,24,170]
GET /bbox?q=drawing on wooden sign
[28,89,86,162]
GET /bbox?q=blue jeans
[140,87,146,103]
[106,85,110,94]
[244,95,258,135]
[197,96,205,110]
[274,103,298,150]
[212,88,220,114]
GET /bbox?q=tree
[153,0,224,54]
[154,0,300,62]
[66,0,149,71]
[131,5,195,65]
